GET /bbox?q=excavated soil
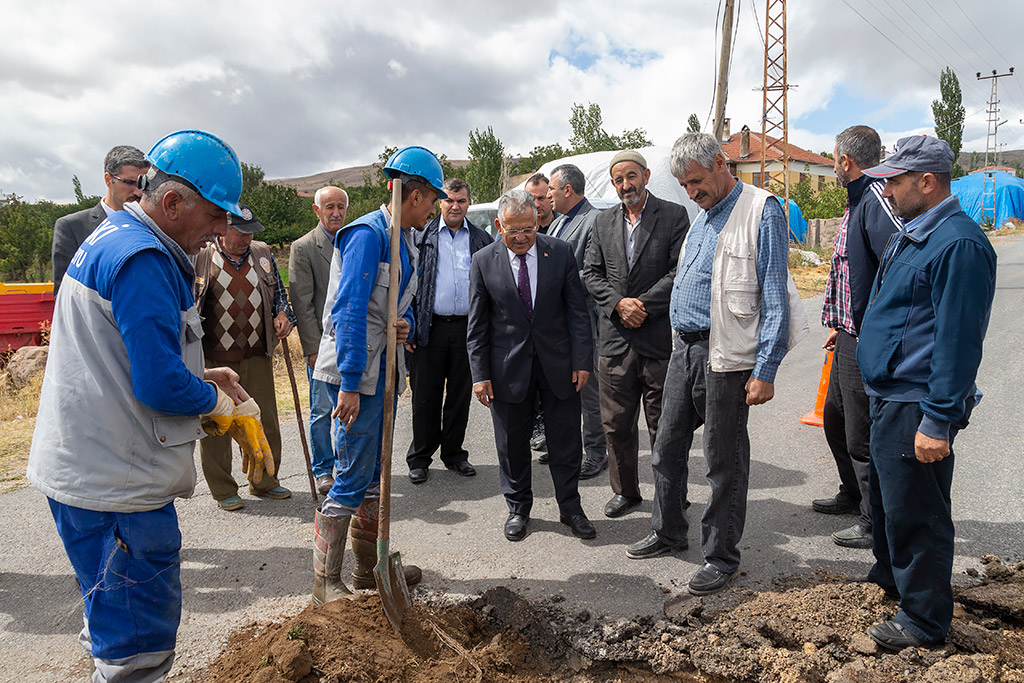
[207,555,1024,682]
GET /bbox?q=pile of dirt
[207,557,1024,682]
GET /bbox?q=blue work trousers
[324,371,397,510]
[48,498,181,679]
[867,397,971,643]
[307,364,338,479]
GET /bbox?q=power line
[838,0,939,82]
[705,0,724,131]
[950,0,1024,110]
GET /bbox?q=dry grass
[0,373,42,493]
[272,329,311,416]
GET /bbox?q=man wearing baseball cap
[856,135,997,650]
[194,203,297,510]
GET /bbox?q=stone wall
[804,218,842,250]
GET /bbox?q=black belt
[434,314,468,323]
[677,329,710,343]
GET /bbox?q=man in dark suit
[548,164,607,479]
[405,178,492,484]
[51,145,149,295]
[468,189,596,543]
[289,185,349,494]
[583,150,690,522]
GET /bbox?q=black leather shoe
[812,494,859,515]
[447,461,476,477]
[409,468,429,485]
[867,619,933,651]
[832,523,872,548]
[604,494,641,518]
[504,513,529,542]
[559,513,597,539]
[688,563,737,595]
[579,454,608,480]
[626,531,684,559]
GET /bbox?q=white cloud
[0,0,1021,202]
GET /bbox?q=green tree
[687,113,702,133]
[465,126,506,203]
[932,66,966,178]
[569,102,652,154]
[0,194,52,281]
[239,162,314,245]
[510,143,567,176]
[771,174,847,221]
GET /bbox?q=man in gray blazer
[583,150,690,520]
[51,145,149,295]
[289,186,349,493]
[548,164,607,479]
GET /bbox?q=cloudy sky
[2,0,1022,203]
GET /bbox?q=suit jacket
[411,215,493,347]
[549,198,600,273]
[52,202,106,295]
[288,225,335,356]
[583,192,690,359]
[467,234,592,404]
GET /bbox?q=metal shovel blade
[373,546,412,631]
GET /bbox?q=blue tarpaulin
[774,196,808,242]
[951,170,1024,227]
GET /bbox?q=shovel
[281,335,318,501]
[374,176,413,631]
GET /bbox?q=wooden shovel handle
[378,178,402,544]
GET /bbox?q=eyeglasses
[501,227,537,237]
[110,174,138,186]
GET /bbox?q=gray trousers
[580,302,606,460]
[651,335,752,573]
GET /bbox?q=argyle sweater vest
[202,250,266,360]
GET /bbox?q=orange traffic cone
[800,350,833,427]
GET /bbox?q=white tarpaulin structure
[518,146,701,223]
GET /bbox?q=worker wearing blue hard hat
[309,145,445,603]
[27,129,274,681]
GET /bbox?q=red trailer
[0,283,55,352]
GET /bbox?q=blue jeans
[324,371,397,511]
[48,498,181,676]
[307,364,337,479]
[867,397,972,643]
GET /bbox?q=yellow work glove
[230,398,276,486]
[200,383,236,437]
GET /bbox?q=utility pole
[977,67,1014,226]
[713,0,736,143]
[760,0,791,230]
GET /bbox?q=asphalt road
[1,235,1021,681]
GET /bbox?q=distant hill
[271,160,471,195]
[959,149,1024,174]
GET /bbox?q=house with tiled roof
[721,124,837,192]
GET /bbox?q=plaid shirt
[821,203,855,335]
[220,245,297,324]
[669,181,790,382]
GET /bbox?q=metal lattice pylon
[977,68,1014,227]
[760,0,789,227]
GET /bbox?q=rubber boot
[350,496,422,589]
[312,509,353,605]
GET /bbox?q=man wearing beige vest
[626,132,807,595]
[195,204,297,510]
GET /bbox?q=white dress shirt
[505,242,538,307]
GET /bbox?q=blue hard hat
[147,130,244,216]
[383,146,447,199]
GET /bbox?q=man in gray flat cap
[855,135,996,651]
[583,150,689,520]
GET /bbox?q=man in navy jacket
[813,125,900,549]
[856,135,996,651]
